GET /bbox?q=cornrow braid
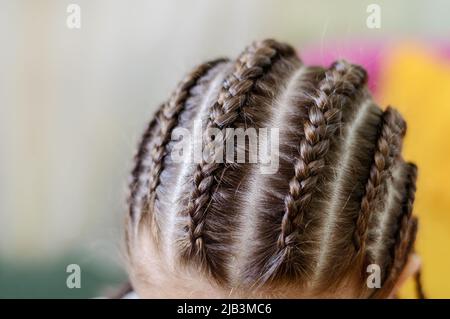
[132,59,226,238]
[278,61,367,250]
[179,39,296,272]
[415,267,426,299]
[353,107,406,263]
[372,163,419,298]
[128,105,163,222]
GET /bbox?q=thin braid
[278,61,367,249]
[353,107,406,259]
[131,59,226,240]
[125,39,423,297]
[180,39,296,262]
[373,163,419,298]
[128,106,164,222]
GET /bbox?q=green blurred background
[0,0,449,298]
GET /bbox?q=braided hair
[125,39,424,298]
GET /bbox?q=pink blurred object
[300,39,450,96]
[300,40,388,95]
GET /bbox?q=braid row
[128,106,164,222]
[278,61,368,249]
[180,39,296,262]
[390,163,418,278]
[394,164,418,269]
[147,59,226,204]
[353,107,406,259]
[129,59,225,233]
[372,163,418,298]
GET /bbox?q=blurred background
[1,0,449,298]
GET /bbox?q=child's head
[125,39,422,298]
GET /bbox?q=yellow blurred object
[379,43,450,298]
